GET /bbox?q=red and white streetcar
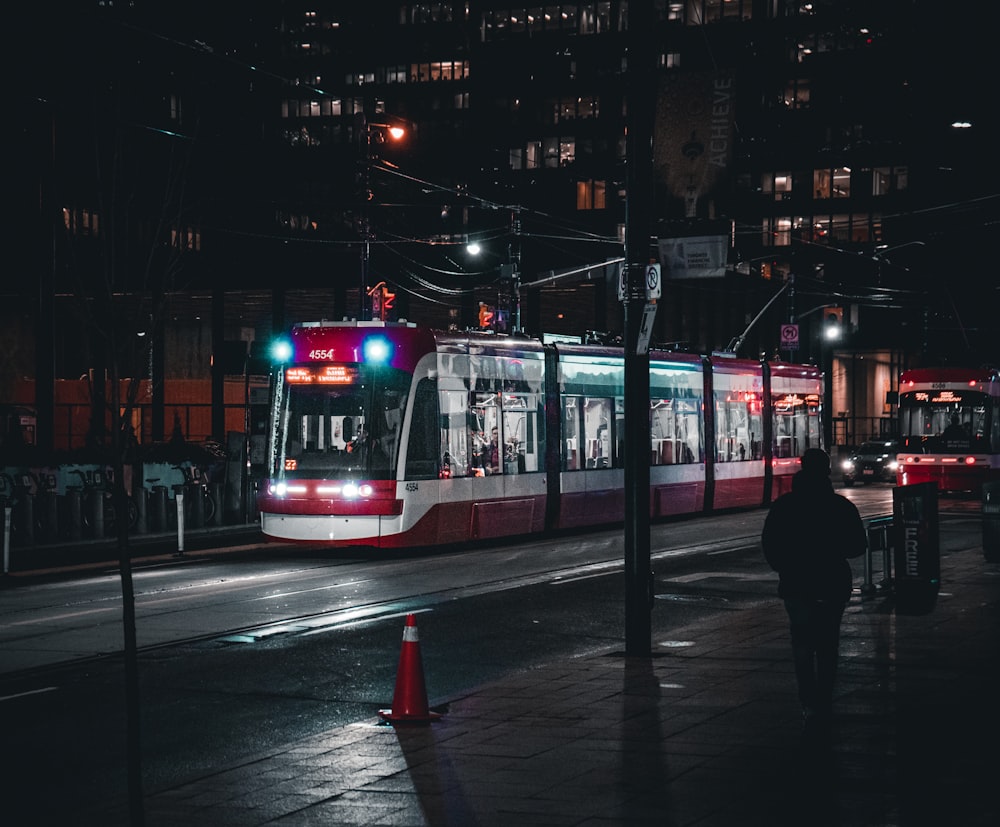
[897,366,1000,493]
[256,321,825,548]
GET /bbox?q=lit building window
[782,79,810,108]
[872,166,908,195]
[526,141,542,169]
[763,217,792,247]
[171,227,201,251]
[576,180,606,210]
[560,140,576,166]
[63,207,100,236]
[762,171,793,200]
[813,167,851,199]
[544,137,560,168]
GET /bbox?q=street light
[359,115,406,320]
[823,306,844,341]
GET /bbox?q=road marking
[0,686,58,703]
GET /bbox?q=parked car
[841,440,901,486]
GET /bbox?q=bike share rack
[1,462,226,553]
[861,514,894,595]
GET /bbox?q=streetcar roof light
[363,335,392,364]
[271,337,293,363]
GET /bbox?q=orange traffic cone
[379,613,442,724]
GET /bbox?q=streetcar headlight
[340,482,373,499]
[270,481,288,496]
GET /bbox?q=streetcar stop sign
[781,323,799,349]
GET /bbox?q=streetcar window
[502,392,540,474]
[561,395,619,470]
[615,398,625,467]
[439,388,474,478]
[898,390,993,453]
[405,377,439,480]
[563,397,583,470]
[470,391,501,475]
[271,364,409,480]
[713,374,763,463]
[559,354,622,472]
[649,363,703,465]
[772,391,821,458]
[584,397,612,469]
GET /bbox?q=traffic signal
[823,306,844,340]
[478,302,495,329]
[381,284,396,317]
[369,282,396,321]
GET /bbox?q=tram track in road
[0,488,908,681]
[180,538,760,648]
[1,529,769,684]
[164,533,780,651]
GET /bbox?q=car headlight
[841,459,855,471]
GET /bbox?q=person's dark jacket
[761,470,867,602]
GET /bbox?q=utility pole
[623,3,657,657]
[511,206,522,333]
[357,112,406,322]
[358,112,373,321]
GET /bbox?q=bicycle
[70,468,139,537]
[145,463,217,529]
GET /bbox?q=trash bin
[892,482,940,615]
[983,481,1000,563]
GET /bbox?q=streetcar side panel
[552,344,628,529]
[707,356,768,509]
[767,362,825,499]
[648,354,707,516]
[365,335,546,547]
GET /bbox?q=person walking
[761,448,867,733]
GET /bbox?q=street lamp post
[358,114,405,321]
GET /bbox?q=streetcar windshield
[898,389,990,453]
[271,364,410,480]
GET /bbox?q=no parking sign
[780,323,799,350]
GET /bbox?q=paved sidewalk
[90,518,1000,827]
